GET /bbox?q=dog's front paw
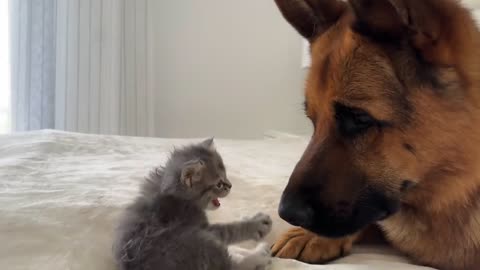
[271,227,356,263]
[248,213,272,240]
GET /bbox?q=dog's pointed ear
[401,0,453,65]
[349,0,408,41]
[274,0,347,41]
[349,0,467,65]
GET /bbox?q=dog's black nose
[278,194,313,227]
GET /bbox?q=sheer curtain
[9,0,155,136]
[0,1,11,134]
[10,0,56,132]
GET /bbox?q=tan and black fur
[270,1,480,269]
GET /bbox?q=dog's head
[275,0,480,238]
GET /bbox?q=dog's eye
[334,103,379,137]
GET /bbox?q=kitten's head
[164,138,231,210]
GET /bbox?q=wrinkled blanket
[0,130,435,270]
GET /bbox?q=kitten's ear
[181,159,205,188]
[201,137,215,151]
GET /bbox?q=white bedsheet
[0,130,435,270]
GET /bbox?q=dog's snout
[278,194,313,227]
[334,200,352,218]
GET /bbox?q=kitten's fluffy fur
[113,139,272,270]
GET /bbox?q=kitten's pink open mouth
[212,198,221,207]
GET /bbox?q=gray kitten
[113,138,273,270]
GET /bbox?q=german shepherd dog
[270,1,480,269]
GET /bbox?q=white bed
[0,130,435,270]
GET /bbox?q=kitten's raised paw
[254,242,271,257]
[231,243,272,270]
[244,252,272,270]
[248,213,272,240]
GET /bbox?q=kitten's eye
[334,103,380,137]
[216,182,223,189]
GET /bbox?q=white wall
[475,10,480,24]
[150,0,311,139]
[464,0,480,9]
[149,0,480,139]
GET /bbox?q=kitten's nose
[223,179,232,190]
